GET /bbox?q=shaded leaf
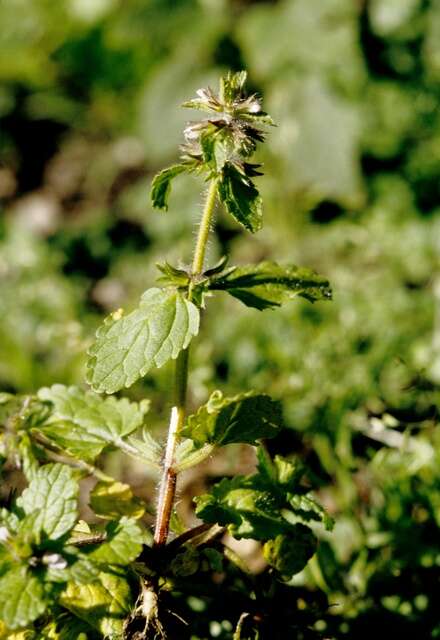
[210,261,332,310]
[90,481,145,520]
[169,545,199,577]
[150,164,186,211]
[87,288,199,394]
[263,528,317,577]
[217,163,262,233]
[0,566,47,629]
[36,385,150,462]
[17,464,78,540]
[182,390,282,447]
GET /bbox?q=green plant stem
[192,180,218,274]
[154,179,217,546]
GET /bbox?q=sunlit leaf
[0,566,47,629]
[60,572,131,637]
[182,390,282,447]
[87,288,199,394]
[37,385,150,462]
[90,481,145,520]
[17,463,78,540]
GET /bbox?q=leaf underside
[210,261,332,310]
[217,163,263,233]
[150,164,186,210]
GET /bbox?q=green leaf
[195,476,290,540]
[195,450,332,546]
[17,463,78,540]
[219,71,247,104]
[203,548,224,573]
[217,163,262,233]
[90,481,145,520]
[60,571,131,638]
[44,550,100,586]
[87,288,200,394]
[174,439,215,472]
[287,494,334,531]
[17,434,39,482]
[150,164,186,211]
[169,545,200,577]
[210,261,332,310]
[0,566,47,629]
[86,517,143,565]
[155,262,191,288]
[40,616,95,640]
[36,385,150,462]
[124,430,162,472]
[263,528,317,577]
[182,391,282,447]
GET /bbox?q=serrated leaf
[287,494,334,531]
[36,385,150,462]
[182,391,282,447]
[256,448,305,492]
[263,527,317,577]
[90,481,145,520]
[87,288,199,394]
[150,164,186,211]
[17,464,78,540]
[210,262,332,310]
[195,476,289,540]
[195,451,332,546]
[60,571,131,637]
[217,163,262,233]
[0,566,47,629]
[86,517,143,565]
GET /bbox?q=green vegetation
[0,1,439,638]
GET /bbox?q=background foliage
[0,0,439,638]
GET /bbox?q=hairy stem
[154,179,217,546]
[191,180,218,274]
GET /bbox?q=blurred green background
[0,0,439,637]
